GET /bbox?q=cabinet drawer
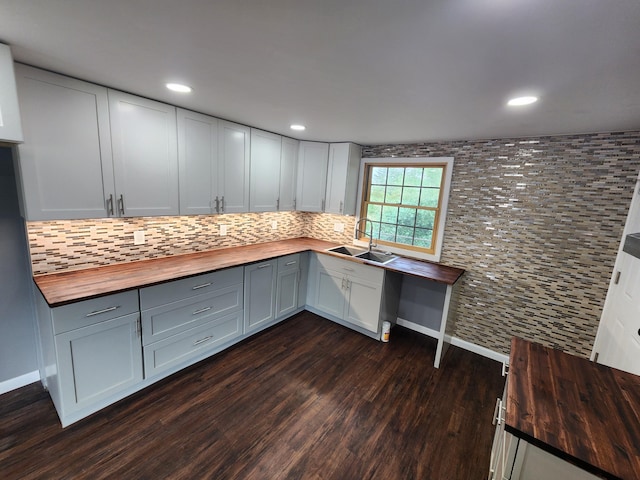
[52,290,139,334]
[141,284,243,346]
[143,310,243,378]
[278,253,300,273]
[317,253,384,281]
[139,266,243,310]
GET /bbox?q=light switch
[271,221,278,230]
[333,222,345,233]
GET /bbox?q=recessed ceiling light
[166,83,192,93]
[290,124,306,131]
[507,96,538,106]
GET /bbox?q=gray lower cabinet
[35,289,143,427]
[140,267,244,378]
[244,260,278,334]
[276,254,301,318]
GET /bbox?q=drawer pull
[193,335,213,346]
[192,282,212,290]
[192,306,212,315]
[501,362,509,377]
[85,306,119,317]
[258,264,271,269]
[342,267,355,272]
[285,261,297,266]
[492,398,505,426]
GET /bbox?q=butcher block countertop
[506,337,640,480]
[33,237,465,307]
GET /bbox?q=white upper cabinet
[249,129,282,212]
[279,137,299,211]
[14,65,115,220]
[325,143,362,215]
[218,120,250,213]
[109,90,179,217]
[0,44,23,143]
[296,141,329,212]
[177,109,218,215]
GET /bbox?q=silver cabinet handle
[492,398,505,426]
[293,198,296,210]
[339,200,343,213]
[86,306,119,317]
[501,362,509,377]
[321,199,325,211]
[107,194,114,216]
[342,267,355,272]
[285,261,297,266]
[258,264,271,269]
[192,306,212,315]
[276,197,280,210]
[118,194,125,215]
[193,335,213,346]
[192,282,212,290]
[220,196,225,213]
[214,196,219,213]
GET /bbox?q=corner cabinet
[108,90,179,217]
[35,290,143,427]
[325,143,362,215]
[296,141,329,212]
[0,44,23,143]
[14,64,115,220]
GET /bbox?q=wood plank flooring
[0,312,504,479]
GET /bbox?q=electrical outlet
[219,224,227,236]
[333,222,345,233]
[271,221,278,230]
[133,230,145,245]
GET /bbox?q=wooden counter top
[506,337,640,480]
[34,237,465,306]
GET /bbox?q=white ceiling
[1,0,639,144]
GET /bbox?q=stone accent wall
[363,131,640,357]
[27,211,355,275]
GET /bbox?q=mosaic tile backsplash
[27,212,355,275]
[364,131,640,357]
[26,131,640,358]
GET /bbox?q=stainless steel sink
[327,245,367,256]
[327,245,398,265]
[355,251,398,265]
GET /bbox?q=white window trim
[354,156,454,263]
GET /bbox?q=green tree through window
[360,164,446,254]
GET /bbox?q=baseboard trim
[395,318,509,364]
[0,370,40,395]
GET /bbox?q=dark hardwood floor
[0,312,504,479]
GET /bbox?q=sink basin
[327,245,367,256]
[355,251,398,265]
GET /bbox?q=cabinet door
[325,143,361,215]
[279,137,299,211]
[14,65,114,220]
[249,129,281,212]
[55,312,142,415]
[296,141,329,212]
[177,109,218,215]
[0,44,23,143]
[109,90,179,217]
[244,261,277,334]
[315,266,347,319]
[345,274,383,333]
[276,255,300,319]
[218,120,250,213]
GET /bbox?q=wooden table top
[34,237,465,306]
[506,337,640,480]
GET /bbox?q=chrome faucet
[355,217,376,252]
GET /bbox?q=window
[356,157,454,262]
